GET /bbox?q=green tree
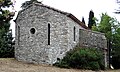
[92,13,120,69]
[93,13,114,39]
[0,0,15,57]
[88,10,96,29]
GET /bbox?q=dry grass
[0,58,119,72]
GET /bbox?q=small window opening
[18,26,20,45]
[74,26,76,41]
[48,24,50,45]
[30,28,35,34]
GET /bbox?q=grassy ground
[0,58,119,72]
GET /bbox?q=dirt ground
[0,58,119,72]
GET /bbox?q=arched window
[74,26,75,41]
[48,24,50,45]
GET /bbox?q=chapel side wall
[43,8,70,64]
[66,18,84,51]
[15,4,70,64]
[79,29,108,68]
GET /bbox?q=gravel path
[0,58,118,72]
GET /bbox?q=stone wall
[79,29,107,49]
[78,29,108,67]
[67,17,84,51]
[15,3,84,65]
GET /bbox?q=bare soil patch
[0,58,119,72]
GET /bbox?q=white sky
[10,0,120,37]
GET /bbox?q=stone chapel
[15,2,107,67]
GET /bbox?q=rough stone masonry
[78,29,108,68]
[15,2,108,67]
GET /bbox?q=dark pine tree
[88,10,96,29]
[82,17,85,24]
[0,0,15,58]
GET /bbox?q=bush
[54,47,105,70]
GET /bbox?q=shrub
[54,47,105,70]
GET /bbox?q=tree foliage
[54,47,104,70]
[92,13,120,69]
[88,10,96,29]
[92,13,114,39]
[0,0,15,58]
